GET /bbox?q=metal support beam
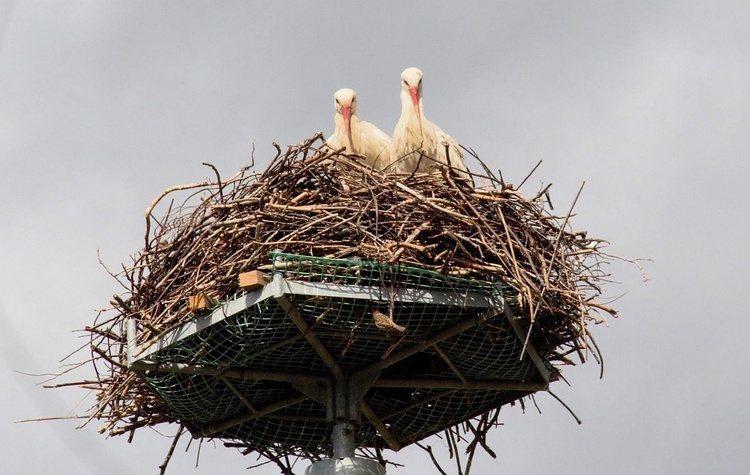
[358,399,402,451]
[502,304,551,383]
[275,293,346,382]
[432,343,467,383]
[199,393,310,437]
[380,389,454,420]
[372,378,548,392]
[129,360,330,386]
[220,376,258,415]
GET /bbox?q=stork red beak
[409,86,420,120]
[342,105,352,136]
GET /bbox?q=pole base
[305,457,385,475]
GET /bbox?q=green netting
[365,388,519,443]
[213,388,520,452]
[135,252,544,452]
[145,373,252,425]
[270,250,501,293]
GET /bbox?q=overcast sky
[1,1,748,474]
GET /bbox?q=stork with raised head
[391,67,471,181]
[326,88,392,170]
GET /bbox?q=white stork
[391,67,471,181]
[326,88,392,170]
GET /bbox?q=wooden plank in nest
[238,270,269,291]
[188,292,218,312]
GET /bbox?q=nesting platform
[127,252,550,452]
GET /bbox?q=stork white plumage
[391,67,471,181]
[326,88,392,170]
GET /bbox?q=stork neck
[333,113,355,152]
[400,90,423,125]
[346,114,359,150]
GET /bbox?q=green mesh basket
[130,252,548,455]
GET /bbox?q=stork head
[333,88,358,136]
[400,67,423,119]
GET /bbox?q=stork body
[391,67,470,181]
[326,88,392,170]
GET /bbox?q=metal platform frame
[127,272,550,465]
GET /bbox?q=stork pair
[326,67,471,181]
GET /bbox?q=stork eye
[403,79,409,87]
[335,99,340,104]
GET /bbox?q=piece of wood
[188,292,218,311]
[238,270,269,291]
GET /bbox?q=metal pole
[305,380,386,474]
[332,422,356,459]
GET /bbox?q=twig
[517,159,543,190]
[547,390,583,425]
[416,442,450,475]
[158,424,185,475]
[521,181,585,357]
[202,162,223,200]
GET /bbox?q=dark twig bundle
[49,133,630,472]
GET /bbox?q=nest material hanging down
[60,132,621,469]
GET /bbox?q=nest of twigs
[55,133,624,472]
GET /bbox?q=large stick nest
[58,133,623,471]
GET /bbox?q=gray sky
[1,1,748,473]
